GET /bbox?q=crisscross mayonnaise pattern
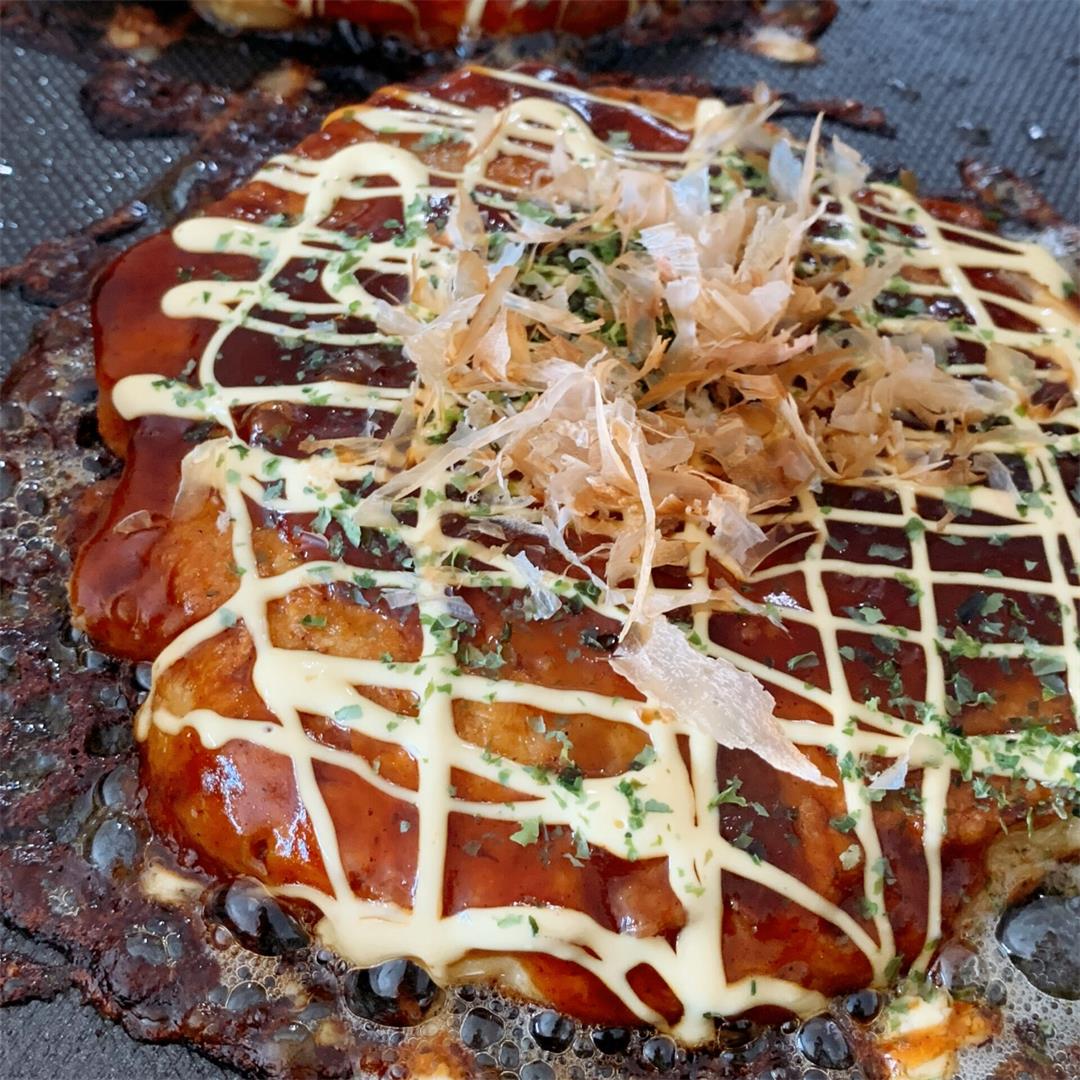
[113,67,1079,1041]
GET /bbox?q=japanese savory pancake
[71,61,1079,1071]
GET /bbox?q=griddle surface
[1,1,1078,1076]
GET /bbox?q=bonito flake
[612,617,831,786]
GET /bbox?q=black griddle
[1,1,1078,1077]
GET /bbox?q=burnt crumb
[768,92,893,136]
[2,300,94,411]
[885,77,921,103]
[100,2,195,59]
[960,158,1076,230]
[0,202,148,308]
[0,234,114,308]
[0,954,72,1006]
[80,59,228,138]
[957,120,992,149]
[1,53,338,310]
[1026,124,1068,162]
[143,61,338,219]
[866,163,919,192]
[757,0,839,40]
[0,0,117,64]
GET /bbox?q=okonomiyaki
[67,62,1079,1078]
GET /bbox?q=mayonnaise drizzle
[113,67,1080,1043]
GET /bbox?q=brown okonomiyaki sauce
[2,57,1077,1080]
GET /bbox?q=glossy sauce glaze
[71,64,1079,1044]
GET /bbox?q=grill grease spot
[85,717,134,757]
[226,980,269,1012]
[520,1062,555,1080]
[998,892,1080,1000]
[796,1015,853,1070]
[843,988,882,1022]
[641,1034,676,1071]
[88,817,138,872]
[0,461,21,500]
[209,877,310,957]
[342,958,441,1026]
[530,1009,575,1053]
[461,1005,504,1049]
[590,1026,631,1055]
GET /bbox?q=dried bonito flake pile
[372,107,1019,622]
